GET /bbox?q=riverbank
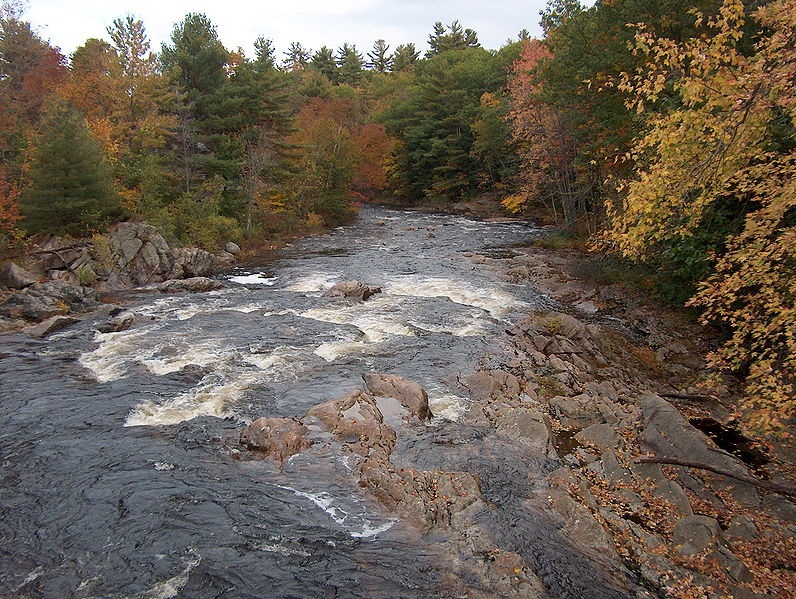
[462,239,796,597]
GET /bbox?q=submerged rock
[152,277,227,293]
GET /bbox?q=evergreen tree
[253,36,276,73]
[21,101,120,235]
[366,39,392,73]
[160,13,228,99]
[311,46,338,82]
[283,42,310,71]
[392,43,420,72]
[426,20,480,57]
[336,43,364,86]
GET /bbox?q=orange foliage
[0,167,21,238]
[352,122,394,198]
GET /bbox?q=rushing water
[0,207,634,598]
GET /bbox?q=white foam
[79,326,164,383]
[133,549,200,599]
[285,272,340,293]
[428,392,470,422]
[228,273,278,286]
[385,275,525,317]
[302,297,415,344]
[142,342,223,376]
[125,376,240,426]
[281,486,396,539]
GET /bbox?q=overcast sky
[25,0,553,61]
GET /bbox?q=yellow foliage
[609,0,796,434]
[501,193,529,214]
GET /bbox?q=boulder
[323,280,382,301]
[96,312,135,333]
[152,277,227,294]
[170,247,216,279]
[212,251,236,270]
[240,417,312,464]
[106,222,174,287]
[224,242,241,255]
[305,390,395,451]
[673,515,722,555]
[362,372,431,421]
[26,315,79,337]
[0,281,98,321]
[640,394,749,477]
[0,262,38,289]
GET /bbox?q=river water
[0,207,634,598]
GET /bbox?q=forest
[0,0,793,435]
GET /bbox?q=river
[0,207,635,598]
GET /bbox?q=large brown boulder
[240,417,312,465]
[106,222,174,287]
[362,372,431,421]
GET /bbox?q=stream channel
[0,207,634,598]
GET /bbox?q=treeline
[0,0,793,431]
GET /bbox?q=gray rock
[97,312,135,333]
[0,281,98,321]
[324,280,382,301]
[496,407,552,454]
[0,262,38,289]
[224,241,241,255]
[673,515,721,555]
[170,247,216,279]
[575,423,620,453]
[107,222,174,287]
[640,394,748,476]
[26,315,79,337]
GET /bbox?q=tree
[367,39,391,73]
[160,13,228,98]
[392,43,420,72]
[283,41,310,71]
[426,20,480,57]
[310,46,338,82]
[0,165,20,251]
[608,0,796,433]
[252,36,276,73]
[21,101,121,235]
[336,43,364,86]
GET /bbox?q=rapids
[0,207,633,598]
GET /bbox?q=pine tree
[21,101,121,235]
[366,39,392,73]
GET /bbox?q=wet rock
[305,390,395,450]
[0,262,38,289]
[212,250,236,270]
[26,315,79,337]
[96,312,135,333]
[323,280,382,301]
[152,277,227,293]
[362,372,430,421]
[240,417,312,464]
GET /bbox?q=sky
[24,0,552,61]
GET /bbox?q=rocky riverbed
[1,207,793,598]
[235,236,796,598]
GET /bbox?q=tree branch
[635,455,796,499]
